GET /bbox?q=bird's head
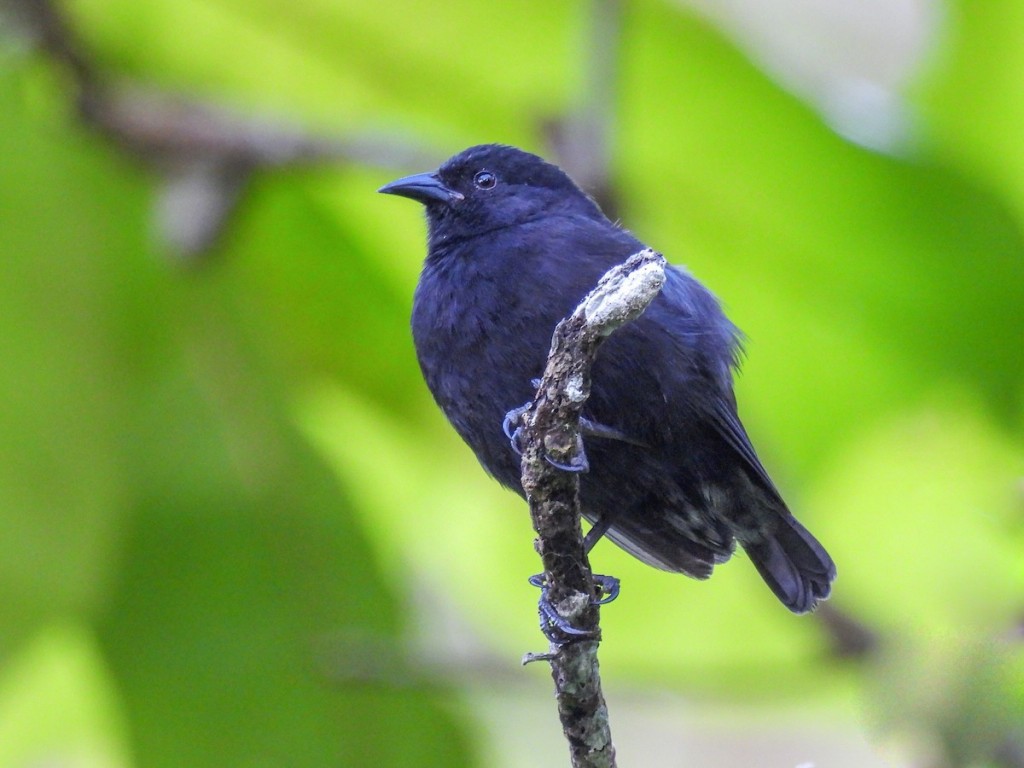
[378,144,603,250]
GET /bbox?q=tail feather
[745,515,835,613]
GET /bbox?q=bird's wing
[654,267,784,500]
[706,397,783,502]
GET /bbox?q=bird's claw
[591,574,621,604]
[501,383,541,452]
[502,402,531,455]
[528,572,620,642]
[543,435,590,473]
[503,402,591,474]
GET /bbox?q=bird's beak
[378,172,464,205]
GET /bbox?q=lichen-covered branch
[519,249,666,768]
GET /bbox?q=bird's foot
[544,416,649,472]
[541,431,590,473]
[502,380,544,455]
[591,574,621,604]
[502,402,531,455]
[502,399,590,474]
[528,573,620,642]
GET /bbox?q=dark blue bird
[380,144,835,613]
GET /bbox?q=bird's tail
[744,514,835,613]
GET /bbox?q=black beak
[378,172,464,206]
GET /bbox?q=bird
[379,144,835,614]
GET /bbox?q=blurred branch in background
[2,0,630,256]
[816,603,880,660]
[543,0,624,218]
[3,0,441,259]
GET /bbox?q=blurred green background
[0,0,1022,766]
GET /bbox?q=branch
[5,0,442,258]
[544,0,625,218]
[519,249,666,768]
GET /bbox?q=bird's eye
[473,171,497,190]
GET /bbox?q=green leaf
[0,56,474,766]
[0,624,129,768]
